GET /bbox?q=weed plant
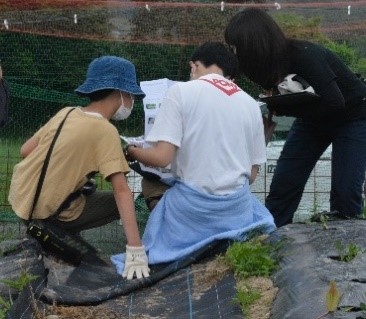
[225,238,279,278]
[0,223,38,319]
[0,271,38,319]
[225,236,281,316]
[334,241,363,262]
[0,296,11,319]
[234,286,261,314]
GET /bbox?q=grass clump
[0,297,11,319]
[0,271,38,292]
[225,237,279,278]
[224,236,281,317]
[0,271,38,319]
[334,240,363,262]
[233,284,262,313]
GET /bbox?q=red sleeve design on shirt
[200,78,241,96]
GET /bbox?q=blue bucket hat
[75,56,145,98]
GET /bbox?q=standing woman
[225,8,366,227]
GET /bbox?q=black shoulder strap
[29,108,76,221]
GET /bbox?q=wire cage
[1,0,366,245]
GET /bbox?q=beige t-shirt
[8,107,129,221]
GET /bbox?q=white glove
[123,245,150,280]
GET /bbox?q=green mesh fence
[1,0,366,224]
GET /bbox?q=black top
[260,91,320,113]
[274,40,366,121]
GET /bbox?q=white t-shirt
[146,73,266,195]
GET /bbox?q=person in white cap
[8,56,150,280]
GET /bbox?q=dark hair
[78,89,115,102]
[191,42,239,80]
[224,8,290,89]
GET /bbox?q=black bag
[26,220,97,266]
[26,108,101,266]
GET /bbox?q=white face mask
[112,92,134,121]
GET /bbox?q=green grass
[225,238,279,278]
[334,240,364,262]
[224,236,282,316]
[233,287,261,315]
[0,139,22,166]
[0,139,22,216]
[0,271,39,319]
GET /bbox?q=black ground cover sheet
[268,219,366,319]
[5,239,243,319]
[6,220,366,319]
